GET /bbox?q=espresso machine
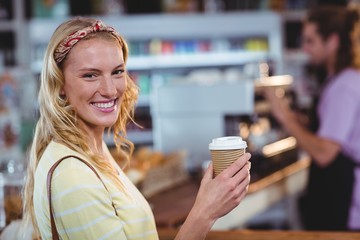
[224,75,300,182]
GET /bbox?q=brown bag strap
[46,155,118,240]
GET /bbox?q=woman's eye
[83,73,97,79]
[113,69,124,75]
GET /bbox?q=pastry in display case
[110,147,189,198]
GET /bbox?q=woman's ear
[326,33,340,52]
[60,89,66,98]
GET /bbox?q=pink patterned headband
[54,20,118,64]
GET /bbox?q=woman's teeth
[92,100,115,109]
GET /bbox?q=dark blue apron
[298,90,356,231]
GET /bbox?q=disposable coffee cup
[209,136,247,177]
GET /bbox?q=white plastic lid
[209,136,247,150]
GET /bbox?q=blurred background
[0,0,358,235]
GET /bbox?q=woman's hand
[175,153,251,240]
[264,87,296,126]
[193,153,251,223]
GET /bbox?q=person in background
[21,17,251,239]
[265,5,360,231]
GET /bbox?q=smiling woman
[21,17,251,240]
[61,37,126,130]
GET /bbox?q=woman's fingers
[220,152,251,178]
[232,160,251,185]
[202,162,213,181]
[236,181,250,203]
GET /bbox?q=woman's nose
[100,76,117,96]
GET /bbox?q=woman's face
[61,37,126,132]
[302,22,331,66]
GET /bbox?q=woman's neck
[81,124,106,156]
[326,54,336,77]
[88,137,104,156]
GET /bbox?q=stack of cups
[209,136,247,177]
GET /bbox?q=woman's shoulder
[331,68,360,94]
[42,140,82,159]
[36,141,93,179]
[337,68,360,84]
[35,141,106,202]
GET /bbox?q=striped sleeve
[50,158,127,239]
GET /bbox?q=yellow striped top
[33,141,159,239]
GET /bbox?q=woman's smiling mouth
[91,99,117,112]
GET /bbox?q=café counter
[158,229,360,240]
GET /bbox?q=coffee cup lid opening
[209,136,247,150]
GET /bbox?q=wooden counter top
[148,180,200,228]
[158,229,360,240]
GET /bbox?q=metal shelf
[32,50,269,73]
[127,51,269,70]
[104,130,153,146]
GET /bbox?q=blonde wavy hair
[22,17,138,238]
